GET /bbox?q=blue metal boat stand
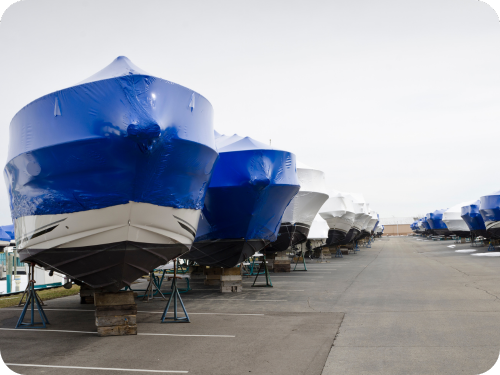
[161,259,190,323]
[252,253,273,287]
[15,263,49,329]
[142,271,167,302]
[334,246,343,258]
[366,237,372,248]
[293,250,307,271]
[354,241,360,252]
[488,240,496,252]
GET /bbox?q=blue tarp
[195,132,300,242]
[479,190,500,224]
[426,209,449,230]
[4,56,218,220]
[461,200,486,231]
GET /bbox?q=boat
[4,56,219,292]
[0,225,14,248]
[426,209,452,236]
[269,162,328,252]
[185,132,300,267]
[442,201,475,238]
[461,200,489,239]
[339,193,369,245]
[366,211,379,235]
[374,224,384,237]
[319,191,356,246]
[356,204,374,240]
[304,214,329,252]
[421,217,433,235]
[479,191,500,239]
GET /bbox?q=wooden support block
[206,274,221,280]
[204,267,223,275]
[220,275,242,282]
[204,278,221,286]
[94,291,134,307]
[274,264,291,273]
[222,267,241,276]
[274,259,291,265]
[95,304,137,317]
[96,315,136,327]
[97,325,137,337]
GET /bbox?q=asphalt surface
[0,237,499,374]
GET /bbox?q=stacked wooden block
[94,291,137,337]
[204,267,222,286]
[274,251,291,272]
[220,267,242,293]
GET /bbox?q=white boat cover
[366,211,379,232]
[307,214,329,239]
[360,203,372,231]
[375,224,384,234]
[442,200,476,233]
[348,193,370,231]
[281,161,329,227]
[319,191,355,234]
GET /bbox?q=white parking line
[5,363,187,373]
[191,299,287,302]
[0,308,264,316]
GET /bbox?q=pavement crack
[465,283,500,303]
[307,297,318,312]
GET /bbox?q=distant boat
[319,191,356,246]
[366,212,379,235]
[4,56,219,291]
[461,200,489,239]
[442,201,474,238]
[426,209,452,236]
[339,193,369,245]
[479,191,500,239]
[269,162,328,252]
[186,132,300,267]
[305,214,330,251]
[421,217,433,235]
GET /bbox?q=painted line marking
[0,328,234,338]
[186,299,287,302]
[5,363,187,373]
[447,245,456,248]
[0,308,264,316]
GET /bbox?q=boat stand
[293,250,307,271]
[252,253,273,287]
[15,263,49,329]
[488,241,496,252]
[141,271,167,302]
[161,259,190,323]
[354,241,360,252]
[366,238,372,248]
[334,246,343,258]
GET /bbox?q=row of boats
[410,192,500,240]
[3,56,383,293]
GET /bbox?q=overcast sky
[0,0,500,223]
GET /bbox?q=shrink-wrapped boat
[479,191,500,239]
[442,201,474,238]
[4,56,219,291]
[426,209,452,236]
[319,191,355,245]
[270,162,328,252]
[186,133,300,267]
[461,200,488,239]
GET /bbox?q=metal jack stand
[293,250,307,271]
[252,253,273,287]
[488,241,496,252]
[354,241,360,252]
[334,246,343,258]
[161,259,190,323]
[16,263,49,329]
[366,238,372,248]
[142,271,167,302]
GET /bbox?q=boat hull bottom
[185,239,268,268]
[326,229,347,246]
[19,241,189,292]
[266,223,310,253]
[339,228,360,245]
[451,231,471,238]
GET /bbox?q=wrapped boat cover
[0,225,15,240]
[479,190,500,231]
[348,193,370,231]
[307,214,329,239]
[281,161,328,226]
[319,191,356,230]
[195,133,300,242]
[442,201,475,233]
[426,209,450,233]
[4,56,218,222]
[366,211,379,232]
[461,200,487,232]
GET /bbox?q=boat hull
[338,228,360,245]
[266,222,310,252]
[184,239,267,268]
[15,202,200,291]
